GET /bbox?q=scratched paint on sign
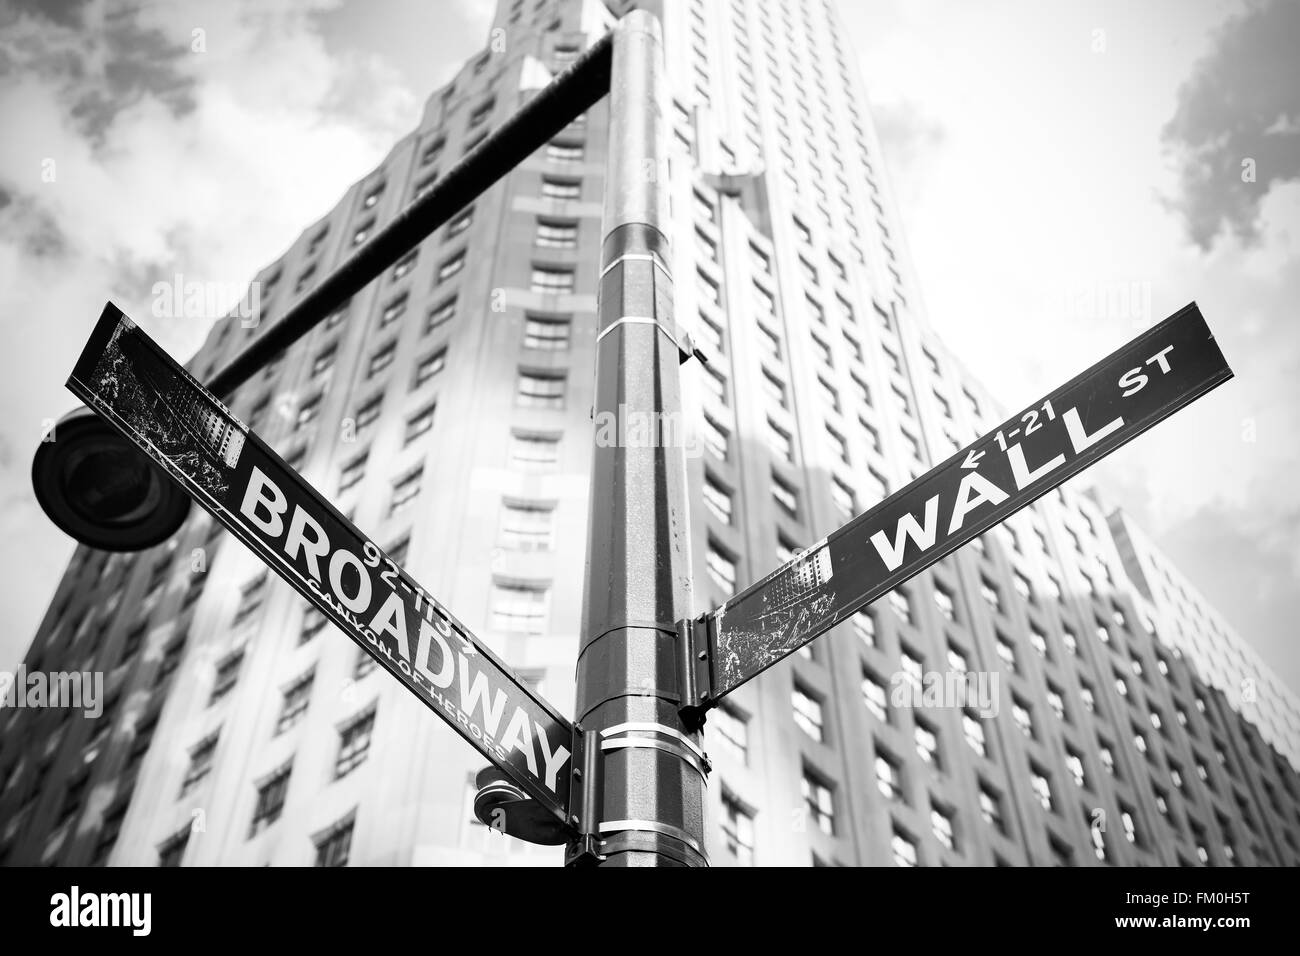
[703,303,1232,704]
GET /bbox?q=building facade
[3,0,1298,867]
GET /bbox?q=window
[469,98,495,127]
[1120,807,1138,845]
[706,541,737,592]
[701,365,728,406]
[995,637,1017,673]
[1066,750,1086,788]
[801,770,835,835]
[891,384,913,418]
[862,671,888,722]
[710,704,749,765]
[980,578,1001,613]
[825,424,849,463]
[932,807,956,851]
[1090,814,1108,861]
[767,419,793,462]
[703,473,733,524]
[157,827,190,867]
[210,649,244,705]
[1030,768,1053,811]
[1099,744,1116,776]
[446,207,473,238]
[267,666,315,734]
[352,218,375,245]
[1012,698,1034,739]
[426,296,456,332]
[335,709,376,778]
[852,610,876,646]
[314,815,355,867]
[437,251,466,283]
[391,250,418,280]
[545,141,584,163]
[770,472,798,516]
[510,432,559,470]
[300,604,327,644]
[875,751,901,800]
[120,622,148,662]
[817,376,839,413]
[701,416,729,460]
[389,466,424,516]
[830,479,856,518]
[900,648,923,690]
[697,313,725,355]
[979,784,1006,834]
[296,393,323,431]
[535,219,578,248]
[368,341,397,378]
[249,765,291,837]
[540,177,581,200]
[914,719,940,767]
[180,733,219,797]
[761,368,787,407]
[963,713,986,756]
[362,183,384,209]
[500,501,555,551]
[414,348,447,387]
[696,227,718,262]
[312,344,337,376]
[516,370,566,408]
[888,590,913,626]
[354,648,376,679]
[531,266,574,293]
[934,586,956,622]
[693,190,716,223]
[1047,687,1066,721]
[404,404,436,445]
[523,315,571,349]
[155,634,187,686]
[489,581,550,633]
[720,792,755,864]
[792,685,825,742]
[697,269,722,307]
[891,828,918,867]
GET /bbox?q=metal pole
[570,11,708,867]
[206,32,613,400]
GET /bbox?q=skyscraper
[3,0,1297,867]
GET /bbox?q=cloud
[1161,0,1300,250]
[0,0,421,670]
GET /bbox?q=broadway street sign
[691,302,1232,708]
[68,303,575,825]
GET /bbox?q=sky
[0,0,1296,696]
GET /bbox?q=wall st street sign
[689,303,1232,709]
[68,303,575,826]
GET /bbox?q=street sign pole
[568,11,709,867]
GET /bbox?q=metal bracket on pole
[676,616,716,731]
[594,314,705,365]
[563,727,606,866]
